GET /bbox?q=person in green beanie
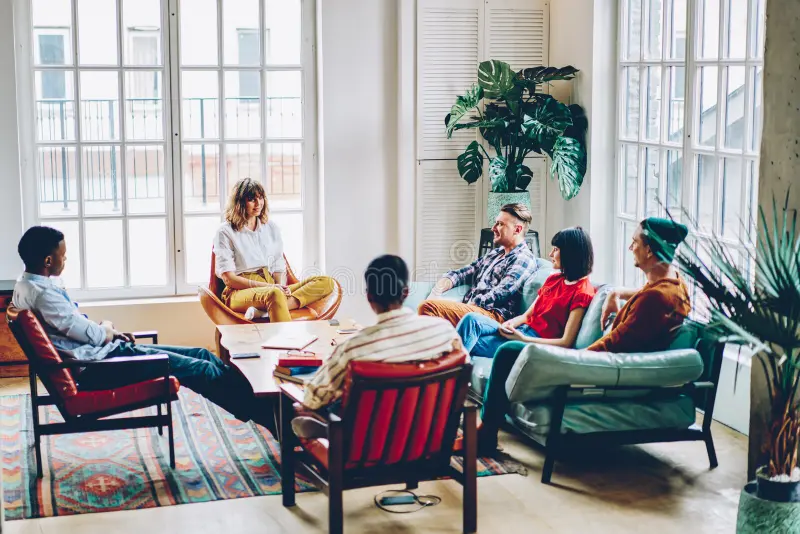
[587,217,691,353]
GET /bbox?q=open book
[260,333,318,351]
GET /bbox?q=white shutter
[415,160,481,282]
[524,157,547,241]
[486,0,549,71]
[417,0,483,160]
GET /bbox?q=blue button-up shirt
[12,272,120,361]
[444,242,538,321]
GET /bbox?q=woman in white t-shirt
[213,178,335,322]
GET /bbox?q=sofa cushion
[574,284,611,349]
[508,394,697,439]
[469,355,494,400]
[64,377,180,417]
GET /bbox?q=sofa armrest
[505,343,705,404]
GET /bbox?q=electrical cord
[374,489,442,514]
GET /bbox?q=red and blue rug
[2,391,520,520]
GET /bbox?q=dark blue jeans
[77,343,255,422]
[456,312,539,359]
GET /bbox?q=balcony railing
[35,97,301,210]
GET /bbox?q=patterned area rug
[2,391,521,520]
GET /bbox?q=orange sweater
[587,276,691,353]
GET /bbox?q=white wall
[0,0,25,281]
[318,0,399,324]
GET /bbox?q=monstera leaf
[522,96,573,152]
[517,66,579,94]
[515,164,534,191]
[457,141,484,184]
[481,103,513,153]
[478,60,515,100]
[488,156,509,192]
[550,136,587,200]
[445,85,484,138]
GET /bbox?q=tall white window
[616,0,765,288]
[19,0,315,299]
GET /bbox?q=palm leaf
[478,60,515,100]
[549,136,586,200]
[521,96,573,152]
[456,141,484,184]
[445,84,484,138]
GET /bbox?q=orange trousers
[417,299,504,327]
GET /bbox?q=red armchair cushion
[64,377,180,417]
[12,308,78,398]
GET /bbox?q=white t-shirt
[213,220,287,279]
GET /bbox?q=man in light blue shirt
[13,226,259,426]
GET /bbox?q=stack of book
[273,352,323,385]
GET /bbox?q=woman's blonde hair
[225,178,269,231]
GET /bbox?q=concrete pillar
[749,0,800,479]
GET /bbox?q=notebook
[260,333,318,351]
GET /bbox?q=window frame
[615,0,763,289]
[15,0,318,301]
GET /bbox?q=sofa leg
[705,432,719,469]
[541,454,555,484]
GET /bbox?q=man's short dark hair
[551,226,594,281]
[500,203,533,233]
[364,255,409,307]
[18,226,64,269]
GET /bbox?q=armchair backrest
[6,306,79,399]
[340,350,470,471]
[208,249,299,299]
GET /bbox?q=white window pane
[185,215,221,285]
[666,66,685,143]
[183,144,220,213]
[180,0,218,66]
[129,218,167,286]
[666,149,683,217]
[270,212,303,271]
[745,160,758,239]
[38,146,78,217]
[723,66,745,150]
[698,66,718,147]
[77,0,118,66]
[623,0,643,61]
[224,71,261,139]
[85,219,124,288]
[644,147,661,218]
[82,145,123,216]
[643,0,663,59]
[265,0,301,65]
[699,0,720,59]
[33,0,73,66]
[749,67,763,153]
[667,0,686,59]
[223,0,260,66]
[643,66,661,141]
[750,0,765,59]
[621,144,639,216]
[122,0,162,66]
[182,71,219,140]
[724,0,747,59]
[266,71,302,138]
[621,67,640,139]
[80,71,120,141]
[696,154,716,231]
[125,71,164,140]
[47,220,81,289]
[267,143,301,209]
[127,145,166,214]
[621,221,639,286]
[226,144,262,187]
[721,158,743,240]
[35,70,76,142]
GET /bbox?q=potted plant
[445,59,588,226]
[672,196,800,532]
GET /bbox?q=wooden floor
[0,377,747,534]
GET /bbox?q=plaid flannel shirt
[444,242,538,321]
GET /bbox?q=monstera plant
[445,60,588,200]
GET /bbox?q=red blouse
[525,273,596,339]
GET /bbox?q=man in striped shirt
[300,255,461,415]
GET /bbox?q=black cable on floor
[374,489,442,514]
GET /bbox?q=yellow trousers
[223,269,335,322]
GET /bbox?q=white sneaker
[244,306,258,321]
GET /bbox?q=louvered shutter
[485,0,549,71]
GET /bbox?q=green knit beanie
[641,217,689,263]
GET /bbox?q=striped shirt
[303,308,461,410]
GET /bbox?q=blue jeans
[77,343,255,422]
[456,312,539,359]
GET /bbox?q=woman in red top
[456,227,596,358]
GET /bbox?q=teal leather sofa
[405,259,723,483]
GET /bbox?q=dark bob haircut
[551,226,594,281]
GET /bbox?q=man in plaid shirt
[419,203,539,326]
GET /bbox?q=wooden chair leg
[158,403,164,436]
[280,393,296,507]
[406,480,419,490]
[30,372,44,478]
[328,415,344,534]
[463,403,478,534]
[35,436,43,479]
[167,401,176,469]
[705,432,719,469]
